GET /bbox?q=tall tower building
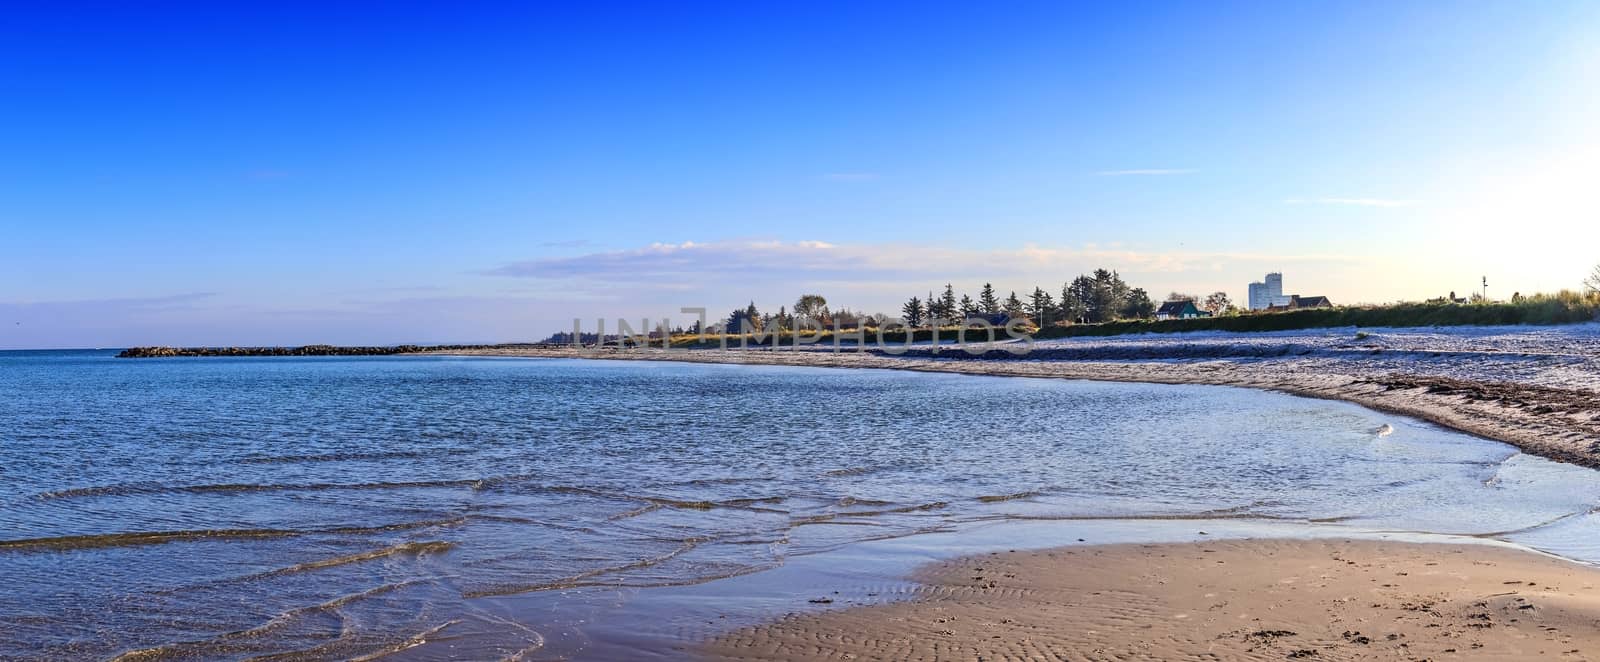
[1248,272,1290,310]
[1266,272,1290,307]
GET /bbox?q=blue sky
[4,2,1599,348]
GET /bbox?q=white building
[1247,282,1265,310]
[1247,272,1291,310]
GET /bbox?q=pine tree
[940,284,958,323]
[959,294,977,319]
[901,296,925,327]
[1121,288,1155,319]
[1062,276,1092,323]
[1086,269,1131,322]
[979,283,1000,315]
[743,302,762,332]
[1028,287,1056,327]
[1004,291,1024,318]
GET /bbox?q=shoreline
[550,518,1599,661]
[26,336,1600,659]
[425,343,1600,469]
[495,337,1599,659]
[699,537,1600,661]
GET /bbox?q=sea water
[3,351,1598,659]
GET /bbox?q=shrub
[1032,292,1600,339]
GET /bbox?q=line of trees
[900,269,1157,328]
[721,269,1196,334]
[715,264,1290,336]
[722,295,890,333]
[578,262,1600,344]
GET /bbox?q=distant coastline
[113,291,1600,359]
[114,343,568,358]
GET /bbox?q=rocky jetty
[115,344,557,358]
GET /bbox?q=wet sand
[701,538,1600,661]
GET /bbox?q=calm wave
[3,350,1598,659]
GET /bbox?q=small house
[963,312,1011,327]
[1268,295,1334,311]
[1155,300,1204,320]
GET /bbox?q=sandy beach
[702,538,1600,661]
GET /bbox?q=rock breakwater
[115,344,562,358]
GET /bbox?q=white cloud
[488,240,879,283]
[477,240,1378,330]
[489,240,1360,288]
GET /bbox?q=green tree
[959,294,977,319]
[1061,277,1091,323]
[901,296,925,327]
[743,302,762,332]
[1028,287,1056,326]
[726,306,752,333]
[1086,269,1129,322]
[1004,291,1025,318]
[1121,288,1156,319]
[1057,269,1137,322]
[794,294,828,321]
[939,284,959,323]
[979,283,1000,315]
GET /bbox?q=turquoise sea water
[2,351,1598,659]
